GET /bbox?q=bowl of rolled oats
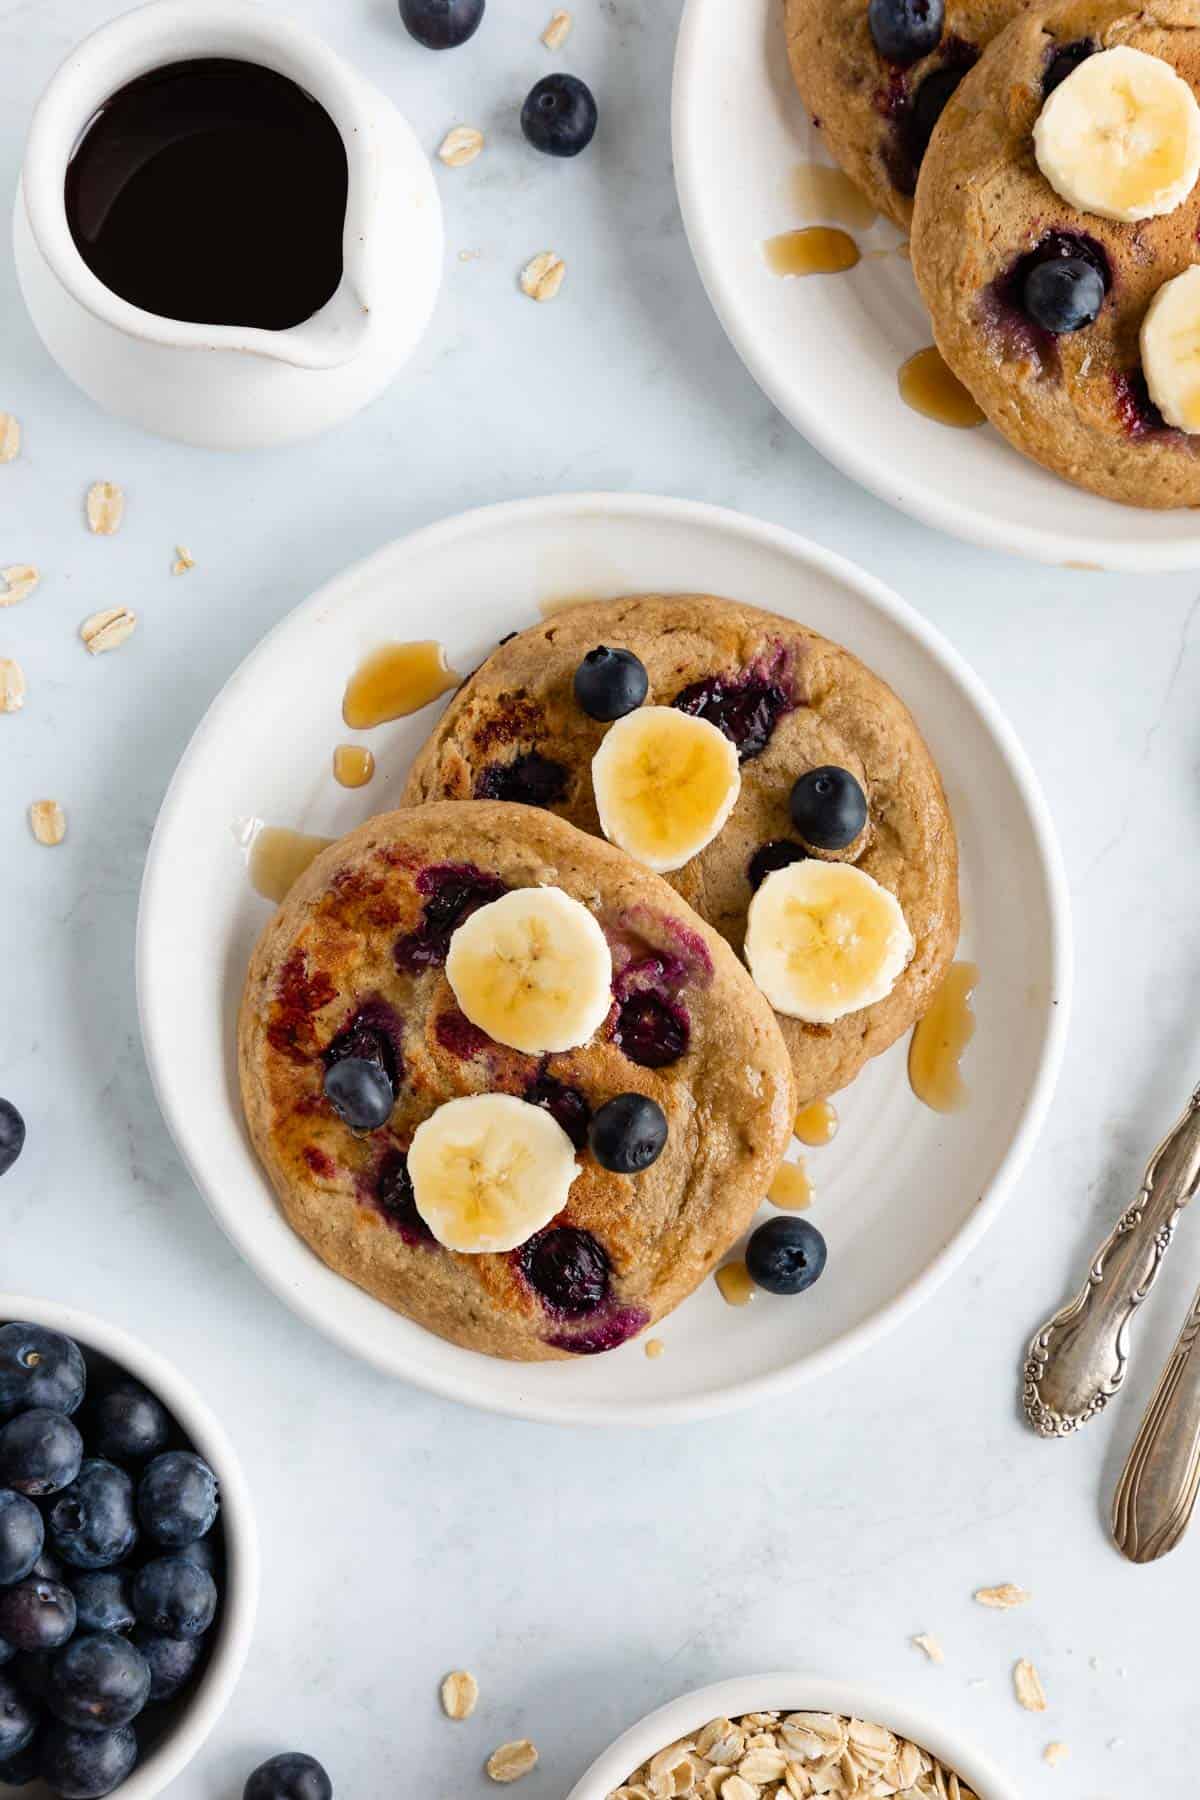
[566,1675,1019,1800]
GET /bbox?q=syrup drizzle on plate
[909,961,979,1112]
[249,827,334,903]
[898,348,985,429]
[342,641,460,729]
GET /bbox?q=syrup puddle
[898,347,984,429]
[794,1098,838,1147]
[908,961,979,1113]
[248,826,334,903]
[715,1261,755,1307]
[332,744,375,789]
[764,226,860,277]
[769,1161,813,1211]
[342,641,459,730]
[790,160,877,230]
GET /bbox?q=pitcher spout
[265,280,373,373]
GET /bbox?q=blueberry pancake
[912,0,1200,505]
[402,595,960,1107]
[238,801,793,1362]
[784,0,1027,228]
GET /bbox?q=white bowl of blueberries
[0,1297,259,1799]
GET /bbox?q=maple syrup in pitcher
[64,60,348,330]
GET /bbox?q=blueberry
[1022,254,1106,334]
[903,65,963,164]
[244,1752,333,1800]
[868,0,944,64]
[398,0,483,49]
[0,1326,85,1420]
[1044,36,1094,94]
[0,1578,76,1653]
[46,1631,150,1731]
[47,1462,137,1571]
[613,991,689,1068]
[0,1105,24,1181]
[747,840,807,891]
[32,1552,63,1583]
[374,1152,434,1246]
[174,1533,220,1575]
[521,74,598,158]
[90,1382,170,1467]
[131,1556,216,1639]
[0,1675,35,1762]
[522,1074,591,1149]
[0,1494,42,1588]
[69,1571,134,1636]
[745,1216,828,1296]
[0,1638,12,1668]
[519,1227,610,1317]
[474,752,569,809]
[789,765,868,851]
[128,1625,202,1703]
[40,1723,137,1799]
[589,1094,668,1174]
[0,1411,83,1498]
[673,674,791,762]
[573,647,648,721]
[137,1452,218,1549]
[0,1732,40,1785]
[322,1057,394,1132]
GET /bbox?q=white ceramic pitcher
[13,0,443,450]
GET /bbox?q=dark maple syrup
[65,59,348,331]
[764,226,860,277]
[898,348,984,429]
[342,642,460,730]
[908,961,979,1113]
[794,1098,839,1147]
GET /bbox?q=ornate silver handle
[1022,1085,1200,1439]
[1112,1283,1200,1563]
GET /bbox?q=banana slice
[591,706,740,873]
[1033,46,1200,223]
[1141,265,1200,431]
[744,859,912,1024]
[408,1093,579,1254]
[445,886,613,1054]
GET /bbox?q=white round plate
[673,0,1200,571]
[137,494,1070,1426]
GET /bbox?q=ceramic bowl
[564,1674,1020,1800]
[0,1294,259,1800]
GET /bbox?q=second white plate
[672,0,1200,571]
[137,494,1069,1425]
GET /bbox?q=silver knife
[1022,1085,1200,1439]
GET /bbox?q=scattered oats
[0,414,20,463]
[912,1633,945,1665]
[0,658,26,713]
[440,1669,478,1720]
[86,480,125,535]
[487,1741,539,1783]
[1,565,39,606]
[975,1584,1030,1610]
[80,606,137,655]
[542,8,573,48]
[29,800,65,846]
[1013,1660,1046,1713]
[719,1778,755,1800]
[459,249,482,262]
[645,1337,665,1359]
[695,1721,743,1765]
[1043,1743,1068,1768]
[521,250,566,302]
[439,125,485,167]
[172,545,195,575]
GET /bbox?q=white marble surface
[1,0,1198,1794]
